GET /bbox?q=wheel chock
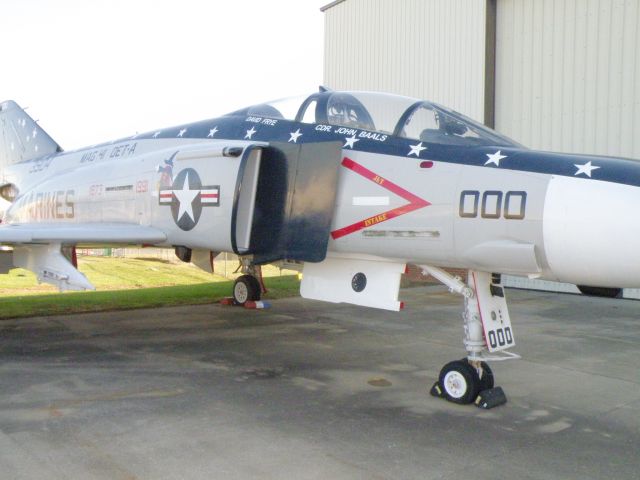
[219,298,271,309]
[429,381,444,398]
[244,301,271,309]
[475,386,507,409]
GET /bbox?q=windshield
[227,90,521,148]
[225,94,308,120]
[398,102,521,147]
[433,103,523,147]
[325,91,416,133]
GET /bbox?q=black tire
[460,358,494,391]
[233,275,261,305]
[478,361,494,391]
[438,360,481,404]
[577,285,622,298]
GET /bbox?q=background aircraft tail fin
[0,100,62,168]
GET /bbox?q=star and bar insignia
[159,168,220,231]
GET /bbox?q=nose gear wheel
[438,360,481,404]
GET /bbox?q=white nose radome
[543,175,640,287]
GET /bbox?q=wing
[0,223,167,291]
[0,222,166,244]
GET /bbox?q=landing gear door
[470,271,515,352]
[231,141,342,263]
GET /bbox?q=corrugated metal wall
[323,0,640,295]
[495,0,640,159]
[323,0,488,122]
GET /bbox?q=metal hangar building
[321,0,640,295]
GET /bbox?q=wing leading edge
[0,223,166,244]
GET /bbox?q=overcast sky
[1,0,328,149]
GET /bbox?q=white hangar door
[494,0,640,297]
[494,0,640,160]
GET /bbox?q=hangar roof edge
[320,0,347,12]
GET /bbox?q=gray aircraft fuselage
[1,90,639,297]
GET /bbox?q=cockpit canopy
[229,90,520,148]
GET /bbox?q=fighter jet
[0,88,637,406]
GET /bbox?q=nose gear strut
[420,266,518,408]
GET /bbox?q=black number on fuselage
[459,190,479,218]
[459,190,527,220]
[481,191,502,218]
[504,191,527,219]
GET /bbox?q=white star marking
[289,129,302,143]
[408,142,426,157]
[153,131,162,138]
[177,128,187,137]
[245,127,257,139]
[344,135,359,148]
[32,128,37,138]
[485,150,507,166]
[574,161,600,178]
[207,127,219,138]
[173,172,199,222]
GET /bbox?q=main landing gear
[231,259,267,306]
[421,266,519,409]
[233,274,261,304]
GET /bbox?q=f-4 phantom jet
[0,88,637,406]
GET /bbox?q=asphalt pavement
[0,286,638,479]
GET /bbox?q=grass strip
[0,275,300,320]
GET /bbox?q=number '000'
[488,327,513,349]
[459,190,527,220]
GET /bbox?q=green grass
[0,256,301,319]
[0,257,227,295]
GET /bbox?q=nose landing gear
[433,358,495,405]
[437,359,481,404]
[421,266,517,409]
